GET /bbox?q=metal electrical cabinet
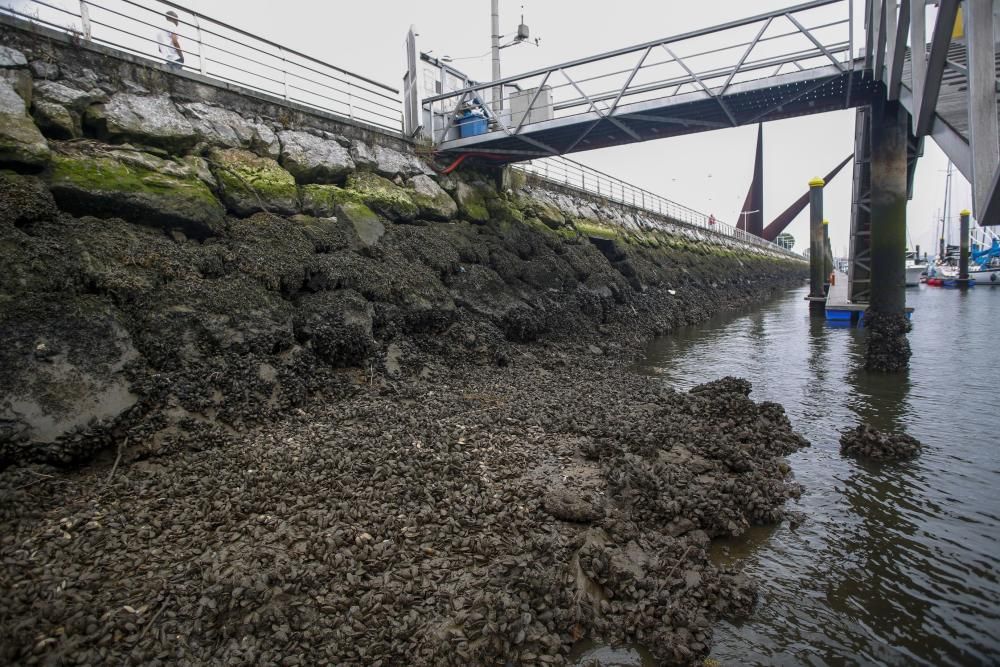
[508,86,553,127]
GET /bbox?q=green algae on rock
[407,174,457,221]
[300,183,359,217]
[451,180,493,223]
[335,201,384,249]
[346,171,418,222]
[208,147,299,217]
[48,145,224,238]
[0,79,49,168]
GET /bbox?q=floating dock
[823,273,913,324]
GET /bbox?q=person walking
[156,10,184,70]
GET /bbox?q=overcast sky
[6,0,978,254]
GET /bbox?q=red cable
[437,152,511,174]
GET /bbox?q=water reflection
[636,284,1000,666]
[843,327,912,432]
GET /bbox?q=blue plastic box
[457,111,488,138]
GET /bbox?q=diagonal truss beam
[558,69,642,141]
[563,46,653,153]
[887,0,910,100]
[663,45,738,126]
[915,0,959,136]
[784,11,847,72]
[512,71,553,134]
[720,17,773,96]
[481,95,562,156]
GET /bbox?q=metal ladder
[848,107,873,303]
[848,103,921,303]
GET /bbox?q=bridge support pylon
[865,97,911,372]
[957,209,972,288]
[807,177,826,313]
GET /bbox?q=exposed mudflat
[0,346,806,666]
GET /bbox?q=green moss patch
[208,147,299,217]
[49,147,224,238]
[300,184,359,217]
[573,219,620,241]
[345,172,418,222]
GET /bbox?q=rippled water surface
[635,283,1000,666]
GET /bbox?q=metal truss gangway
[407,0,873,161]
[849,0,1000,302]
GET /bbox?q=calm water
[635,283,1000,666]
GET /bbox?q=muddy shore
[1,32,810,662]
[0,179,809,666]
[1,340,807,666]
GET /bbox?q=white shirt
[156,26,181,62]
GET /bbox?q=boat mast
[941,162,953,260]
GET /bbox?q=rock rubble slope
[0,39,809,665]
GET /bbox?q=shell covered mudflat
[1,354,806,666]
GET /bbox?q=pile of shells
[864,311,913,372]
[840,423,922,461]
[0,346,808,665]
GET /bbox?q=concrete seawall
[1,18,808,666]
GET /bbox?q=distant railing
[1,0,805,256]
[0,0,403,133]
[516,156,803,258]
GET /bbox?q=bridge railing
[515,156,803,259]
[0,0,403,133]
[420,0,853,152]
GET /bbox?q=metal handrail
[515,156,804,259]
[424,0,846,104]
[0,0,403,132]
[0,0,819,254]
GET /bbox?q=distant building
[776,232,795,250]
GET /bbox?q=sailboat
[905,252,925,286]
[925,162,976,287]
[970,232,1000,286]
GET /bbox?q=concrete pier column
[865,98,911,372]
[958,209,972,286]
[808,177,826,312]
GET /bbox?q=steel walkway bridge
[848,0,1000,302]
[407,0,998,229]
[408,0,1000,318]
[411,0,871,160]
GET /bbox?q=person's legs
[165,60,182,72]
